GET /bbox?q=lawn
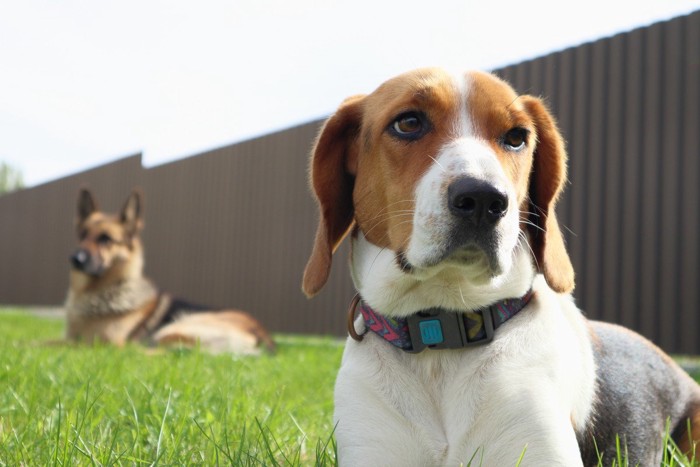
[0,309,343,466]
[1,308,698,466]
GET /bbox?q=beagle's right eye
[502,127,529,151]
[389,111,429,140]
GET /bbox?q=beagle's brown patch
[353,68,462,252]
[467,71,535,205]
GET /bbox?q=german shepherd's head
[70,189,145,286]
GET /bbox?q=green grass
[0,309,342,466]
[1,308,698,466]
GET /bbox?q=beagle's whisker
[367,199,415,212]
[563,224,577,237]
[365,217,416,251]
[526,199,546,217]
[519,220,545,234]
[362,212,415,238]
[356,199,415,224]
[506,94,522,110]
[517,230,539,271]
[427,155,446,172]
[365,216,415,239]
[458,285,468,308]
[366,245,389,278]
[363,211,414,226]
[363,209,416,225]
[519,210,541,218]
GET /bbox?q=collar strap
[357,290,534,353]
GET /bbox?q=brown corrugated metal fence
[497,10,700,354]
[0,11,698,352]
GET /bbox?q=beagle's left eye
[503,127,529,151]
[389,111,429,140]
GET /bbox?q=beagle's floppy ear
[119,188,144,237]
[521,96,575,293]
[77,188,98,226]
[302,95,365,298]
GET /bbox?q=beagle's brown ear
[120,188,144,236]
[302,95,365,298]
[521,96,575,293]
[77,188,98,226]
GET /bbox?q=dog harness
[349,290,534,353]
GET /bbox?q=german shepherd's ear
[120,189,144,236]
[302,95,365,298]
[521,96,575,294]
[77,188,98,226]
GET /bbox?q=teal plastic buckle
[405,308,494,353]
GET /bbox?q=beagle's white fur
[303,68,700,466]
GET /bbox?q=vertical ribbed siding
[0,11,697,351]
[495,11,700,353]
[658,19,684,349]
[618,28,644,332]
[600,35,624,326]
[679,12,700,353]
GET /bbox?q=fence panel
[0,11,698,352]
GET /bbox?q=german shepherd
[64,188,275,355]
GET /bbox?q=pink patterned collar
[352,290,534,353]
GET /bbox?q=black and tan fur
[65,188,275,355]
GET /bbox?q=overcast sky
[2,0,699,187]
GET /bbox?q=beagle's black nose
[448,177,508,226]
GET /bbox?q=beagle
[302,68,700,466]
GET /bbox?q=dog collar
[350,290,534,353]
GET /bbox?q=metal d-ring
[346,294,366,342]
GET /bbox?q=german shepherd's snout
[69,248,105,276]
[69,248,90,271]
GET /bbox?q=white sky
[1,0,699,187]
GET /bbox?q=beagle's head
[303,68,574,298]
